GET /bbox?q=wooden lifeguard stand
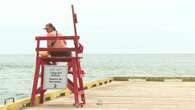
[31,5,86,107]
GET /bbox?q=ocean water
[0,54,195,104]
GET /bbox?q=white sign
[44,65,68,89]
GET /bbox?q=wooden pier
[1,77,195,110]
[25,78,195,110]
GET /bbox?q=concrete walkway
[25,81,195,110]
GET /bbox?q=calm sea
[0,54,195,104]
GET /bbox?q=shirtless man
[39,23,71,57]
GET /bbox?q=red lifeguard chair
[31,5,85,107]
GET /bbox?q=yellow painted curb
[113,76,195,82]
[85,77,114,89]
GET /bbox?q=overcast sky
[0,0,195,54]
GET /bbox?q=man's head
[43,23,56,33]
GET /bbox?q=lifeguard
[39,23,71,57]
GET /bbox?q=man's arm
[47,32,55,47]
[47,36,52,47]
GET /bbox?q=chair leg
[31,60,41,106]
[40,64,45,104]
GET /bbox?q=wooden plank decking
[24,81,195,110]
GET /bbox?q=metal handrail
[4,97,15,105]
